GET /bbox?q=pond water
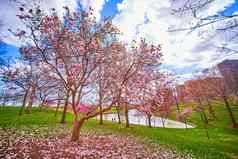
[97,109,194,128]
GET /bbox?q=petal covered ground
[0,127,193,159]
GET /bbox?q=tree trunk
[55,99,61,117]
[148,115,152,128]
[71,118,85,141]
[206,98,216,119]
[201,109,209,125]
[25,87,36,114]
[125,102,129,128]
[25,97,33,114]
[39,98,46,112]
[1,97,7,109]
[161,118,165,128]
[98,67,103,125]
[200,112,210,139]
[19,90,28,116]
[198,99,209,124]
[60,93,69,124]
[99,105,103,125]
[184,119,188,129]
[174,95,180,113]
[116,102,121,124]
[224,97,238,128]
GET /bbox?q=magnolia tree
[10,5,163,140]
[94,43,124,125]
[128,70,157,128]
[155,83,175,127]
[8,2,164,140]
[109,40,162,128]
[128,71,174,128]
[0,59,39,114]
[12,5,123,140]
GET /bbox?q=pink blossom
[75,103,95,114]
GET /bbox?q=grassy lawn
[0,106,238,159]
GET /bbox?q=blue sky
[101,0,122,18]
[1,0,238,79]
[221,0,238,15]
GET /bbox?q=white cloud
[0,0,78,46]
[1,0,238,78]
[79,0,108,21]
[201,0,234,17]
[113,0,238,75]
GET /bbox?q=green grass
[0,105,238,159]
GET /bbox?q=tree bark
[125,101,129,128]
[70,98,116,141]
[201,109,209,125]
[71,118,85,141]
[174,95,180,113]
[39,98,46,111]
[25,86,36,114]
[60,92,69,124]
[148,115,152,128]
[206,98,216,119]
[19,90,29,116]
[55,98,61,117]
[98,66,103,125]
[198,99,209,124]
[116,105,121,124]
[25,97,33,113]
[98,88,103,125]
[99,104,103,125]
[161,118,165,128]
[224,97,238,128]
[200,112,210,139]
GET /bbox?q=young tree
[0,60,38,115]
[185,79,211,138]
[109,40,162,128]
[185,79,209,124]
[203,71,238,128]
[127,71,156,128]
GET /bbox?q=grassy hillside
[0,106,238,159]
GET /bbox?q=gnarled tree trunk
[71,118,85,141]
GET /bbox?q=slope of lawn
[0,105,238,159]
